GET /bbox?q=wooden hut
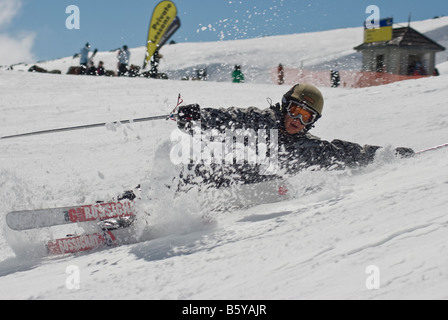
[354,26,445,76]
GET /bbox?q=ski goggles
[286,101,319,125]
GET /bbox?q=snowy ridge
[0,17,448,300]
[4,16,448,83]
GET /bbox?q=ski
[6,201,135,231]
[46,230,118,255]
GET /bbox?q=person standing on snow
[232,65,245,83]
[79,43,92,75]
[331,69,341,88]
[278,63,285,85]
[79,43,98,75]
[175,83,414,189]
[149,50,163,78]
[117,45,131,76]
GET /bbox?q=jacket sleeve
[280,135,382,174]
[331,139,381,165]
[199,106,279,132]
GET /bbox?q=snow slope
[0,18,448,301]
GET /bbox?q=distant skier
[79,43,91,70]
[232,65,245,83]
[278,63,285,85]
[176,83,415,189]
[197,68,207,81]
[149,50,163,78]
[97,61,105,76]
[331,69,341,88]
[79,43,97,75]
[117,45,131,76]
[86,60,97,76]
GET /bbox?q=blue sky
[1,0,447,64]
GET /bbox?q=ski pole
[1,94,184,140]
[415,142,448,155]
[0,113,178,140]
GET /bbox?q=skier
[79,43,91,75]
[148,50,161,78]
[176,83,414,189]
[2,84,420,253]
[86,60,97,76]
[278,63,285,85]
[232,65,245,83]
[78,43,98,75]
[97,61,105,76]
[117,45,131,76]
[331,69,341,88]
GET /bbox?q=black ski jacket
[177,103,383,189]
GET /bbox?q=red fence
[272,68,429,88]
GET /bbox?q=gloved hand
[178,104,201,121]
[395,147,415,158]
[177,104,201,132]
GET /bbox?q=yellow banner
[144,1,177,68]
[364,26,392,43]
[364,18,393,43]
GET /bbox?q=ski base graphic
[46,231,118,255]
[6,201,134,231]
